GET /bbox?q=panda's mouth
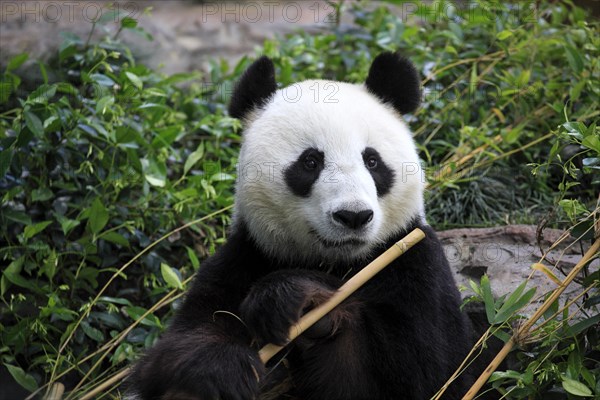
[320,237,366,248]
[310,229,366,248]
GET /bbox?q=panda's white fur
[234,80,425,264]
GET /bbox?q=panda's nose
[332,210,374,230]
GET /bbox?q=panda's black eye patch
[362,147,395,197]
[285,148,324,197]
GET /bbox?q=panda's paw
[128,340,264,400]
[190,346,263,400]
[241,270,341,346]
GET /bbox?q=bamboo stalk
[259,228,426,364]
[78,368,131,400]
[44,383,64,400]
[462,237,600,400]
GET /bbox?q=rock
[439,224,593,317]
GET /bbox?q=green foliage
[0,0,598,398]
[466,266,599,399]
[1,11,239,396]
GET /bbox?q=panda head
[230,52,425,264]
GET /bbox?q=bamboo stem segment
[461,237,600,400]
[44,383,65,400]
[259,228,426,364]
[78,368,132,400]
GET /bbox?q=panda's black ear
[365,52,421,115]
[228,56,277,120]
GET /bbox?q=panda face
[234,80,425,263]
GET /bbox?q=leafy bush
[1,9,242,396]
[0,0,598,399]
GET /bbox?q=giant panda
[127,52,480,400]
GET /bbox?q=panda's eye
[366,155,378,169]
[304,155,318,170]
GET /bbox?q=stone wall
[1,1,335,75]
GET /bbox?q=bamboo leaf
[531,263,562,286]
[494,287,536,324]
[480,275,495,324]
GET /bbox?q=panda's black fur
[128,53,489,400]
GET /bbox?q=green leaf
[90,73,115,87]
[81,321,105,342]
[562,121,585,139]
[489,369,523,382]
[0,148,14,179]
[124,306,162,328]
[559,199,588,223]
[23,220,53,239]
[98,296,133,306]
[505,123,526,144]
[27,84,56,104]
[55,214,80,236]
[24,110,44,137]
[151,126,181,149]
[568,314,600,336]
[143,158,167,187]
[3,209,32,225]
[468,279,481,296]
[2,257,40,294]
[0,82,13,104]
[101,231,129,247]
[562,378,593,397]
[143,88,166,97]
[480,275,495,324]
[38,61,48,84]
[569,78,586,102]
[96,96,115,115]
[121,17,138,29]
[495,281,526,314]
[516,70,530,87]
[184,143,205,174]
[496,30,513,41]
[32,187,53,202]
[161,263,183,290]
[6,53,29,72]
[4,364,38,392]
[88,198,109,234]
[582,134,600,154]
[494,286,536,324]
[186,246,200,270]
[564,46,584,74]
[469,62,477,97]
[125,72,143,90]
[42,250,58,280]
